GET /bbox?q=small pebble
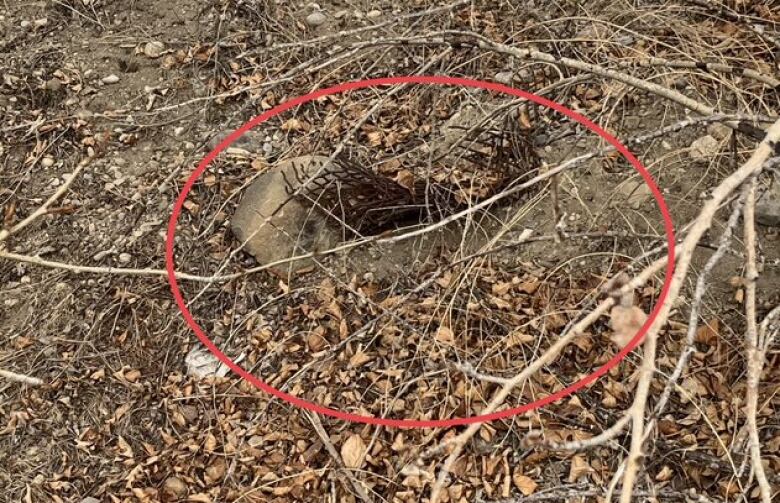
[174,126,185,136]
[334,10,349,18]
[367,9,382,19]
[305,11,327,26]
[143,41,166,58]
[41,156,55,167]
[494,71,513,85]
[33,18,48,28]
[20,20,31,29]
[101,74,120,84]
[44,78,62,92]
[118,253,132,264]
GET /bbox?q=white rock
[34,18,48,27]
[494,71,513,85]
[367,9,382,18]
[305,11,327,26]
[20,20,31,28]
[101,74,120,84]
[41,156,55,167]
[118,253,132,263]
[143,41,165,58]
[689,135,719,161]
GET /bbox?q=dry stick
[0,154,94,243]
[0,369,43,386]
[617,119,780,503]
[0,250,218,282]
[306,412,372,503]
[742,178,772,503]
[604,181,752,501]
[551,172,563,242]
[383,30,770,139]
[654,184,748,421]
[542,414,632,451]
[614,57,780,88]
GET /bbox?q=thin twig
[0,369,43,386]
[742,177,772,503]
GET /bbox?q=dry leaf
[435,325,455,344]
[394,169,415,193]
[349,350,373,368]
[116,436,134,458]
[366,130,383,146]
[695,319,719,345]
[188,494,212,503]
[655,465,674,482]
[512,472,537,496]
[204,458,226,485]
[568,454,592,482]
[341,434,366,469]
[307,331,327,352]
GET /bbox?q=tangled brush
[285,108,541,235]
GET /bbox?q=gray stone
[618,180,652,209]
[689,135,719,162]
[756,174,780,227]
[206,130,264,152]
[143,41,165,59]
[494,71,513,85]
[231,155,342,275]
[305,11,327,26]
[706,122,732,141]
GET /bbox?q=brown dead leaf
[341,434,366,469]
[366,130,383,146]
[518,109,533,130]
[695,319,719,345]
[512,472,537,496]
[435,325,455,345]
[204,458,226,485]
[188,494,212,503]
[568,454,592,482]
[394,169,416,194]
[349,350,373,368]
[655,465,674,482]
[116,436,134,458]
[307,331,327,352]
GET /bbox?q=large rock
[231,155,342,275]
[756,173,780,227]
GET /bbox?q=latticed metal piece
[286,106,540,235]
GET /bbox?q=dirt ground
[1,1,779,502]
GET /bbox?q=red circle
[165,76,676,428]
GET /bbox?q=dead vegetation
[1,1,780,502]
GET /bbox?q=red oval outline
[166,76,676,428]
